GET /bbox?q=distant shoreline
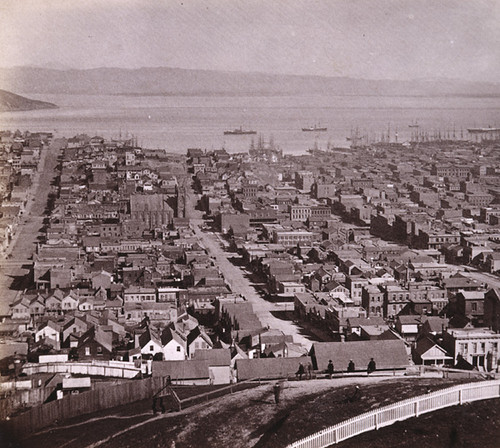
[0,89,58,112]
[111,92,500,99]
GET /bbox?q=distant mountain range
[1,66,500,97]
[0,89,58,112]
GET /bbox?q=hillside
[6,377,499,448]
[0,89,57,112]
[1,66,500,97]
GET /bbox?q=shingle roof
[311,340,409,371]
[235,357,312,381]
[192,348,231,366]
[152,360,210,379]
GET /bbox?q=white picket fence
[287,380,500,448]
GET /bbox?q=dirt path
[17,375,475,448]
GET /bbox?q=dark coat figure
[367,358,376,374]
[347,360,355,372]
[344,385,360,403]
[296,363,305,380]
[273,383,281,404]
[152,397,158,414]
[307,362,313,379]
[327,360,334,378]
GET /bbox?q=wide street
[184,187,313,349]
[460,268,500,290]
[0,138,64,314]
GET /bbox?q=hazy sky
[1,0,499,81]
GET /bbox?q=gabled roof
[37,320,62,332]
[421,316,449,334]
[323,280,347,292]
[186,327,213,347]
[397,315,422,325]
[414,337,451,358]
[486,288,500,303]
[138,327,161,348]
[457,290,485,300]
[62,316,88,331]
[160,325,186,346]
[78,326,113,353]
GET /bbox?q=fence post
[332,427,337,444]
[459,389,463,405]
[375,411,379,430]
[414,400,419,417]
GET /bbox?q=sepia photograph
[0,1,499,447]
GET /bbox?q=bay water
[1,93,500,154]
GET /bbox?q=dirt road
[184,187,313,349]
[0,138,64,314]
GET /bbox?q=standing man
[367,358,376,374]
[327,360,334,379]
[347,359,355,372]
[296,363,305,380]
[273,382,281,404]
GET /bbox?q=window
[85,347,90,356]
[472,303,477,312]
[150,345,154,351]
[176,346,181,352]
[97,346,103,355]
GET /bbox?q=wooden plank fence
[287,380,500,448]
[6,376,168,435]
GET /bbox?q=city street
[460,268,500,290]
[184,187,313,349]
[0,138,64,314]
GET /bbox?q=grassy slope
[4,376,499,448]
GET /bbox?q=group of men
[327,358,377,378]
[295,357,378,381]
